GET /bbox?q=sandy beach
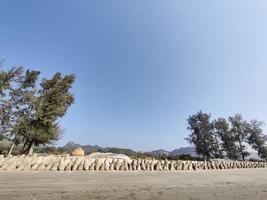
[0,169,266,200]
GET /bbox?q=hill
[62,142,137,156]
[61,142,197,157]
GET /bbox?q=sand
[0,169,266,200]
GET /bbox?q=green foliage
[0,67,24,139]
[247,120,267,160]
[228,114,250,161]
[214,118,239,159]
[34,146,66,155]
[186,111,215,160]
[186,112,267,161]
[0,65,75,155]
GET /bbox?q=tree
[229,114,249,161]
[186,111,216,160]
[247,120,267,161]
[213,118,239,159]
[186,111,267,161]
[0,67,24,144]
[1,66,75,155]
[7,69,40,155]
[18,72,75,154]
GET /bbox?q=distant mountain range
[61,142,260,159]
[146,147,198,157]
[62,142,138,156]
[61,142,197,157]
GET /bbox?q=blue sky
[1,1,267,151]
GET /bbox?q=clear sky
[1,1,267,151]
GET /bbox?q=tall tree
[0,67,24,143]
[7,69,40,155]
[229,114,249,161]
[213,118,239,159]
[186,111,216,160]
[247,120,267,161]
[1,66,75,155]
[18,72,75,154]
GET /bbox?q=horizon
[60,141,195,153]
[1,1,267,152]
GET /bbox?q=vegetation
[0,65,75,155]
[186,111,267,161]
[1,64,267,162]
[186,111,215,160]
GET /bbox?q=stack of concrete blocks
[0,154,266,171]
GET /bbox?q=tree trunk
[238,138,244,161]
[21,137,29,153]
[242,153,245,162]
[7,135,16,156]
[24,140,34,155]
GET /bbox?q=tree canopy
[186,111,267,161]
[0,65,75,155]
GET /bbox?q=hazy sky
[1,1,267,151]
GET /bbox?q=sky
[0,1,267,151]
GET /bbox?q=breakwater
[0,154,266,171]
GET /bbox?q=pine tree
[7,69,40,155]
[0,67,24,145]
[213,118,239,159]
[229,114,250,161]
[19,72,75,154]
[186,111,216,160]
[247,120,267,161]
[1,66,75,155]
